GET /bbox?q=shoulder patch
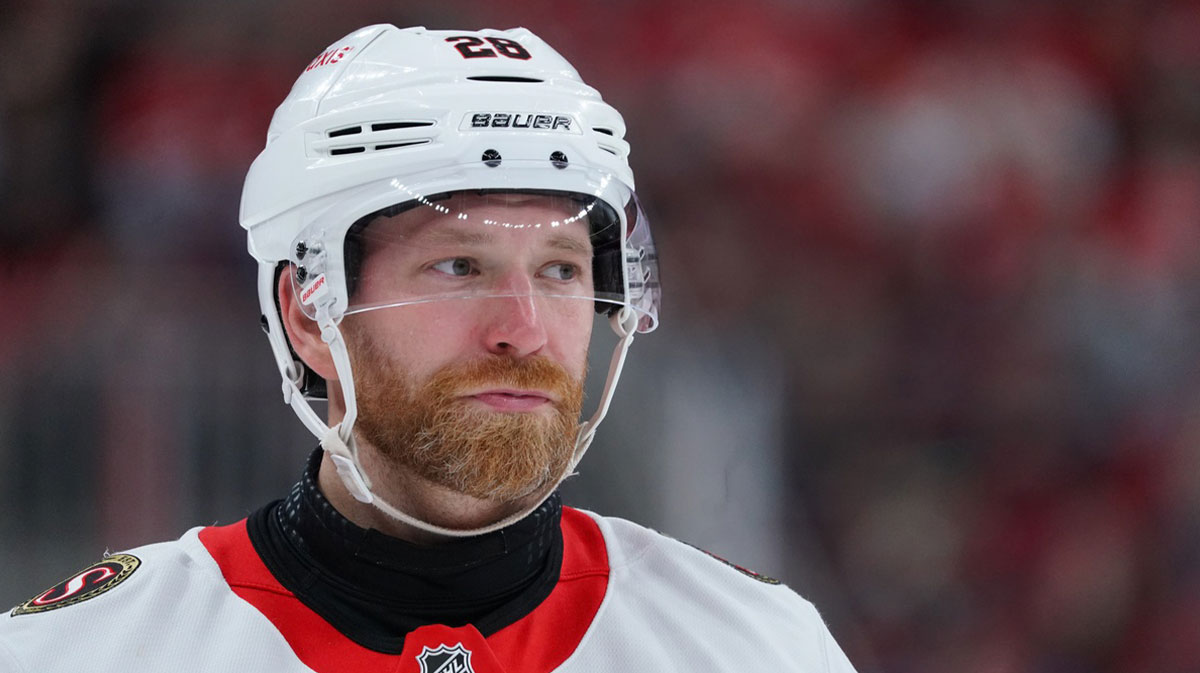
[690,545,782,585]
[11,553,141,616]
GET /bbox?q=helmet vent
[593,127,615,136]
[375,140,431,151]
[371,121,435,132]
[327,139,431,156]
[319,121,437,157]
[467,76,544,83]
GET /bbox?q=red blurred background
[3,1,1200,670]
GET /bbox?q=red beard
[348,333,584,503]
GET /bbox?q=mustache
[424,356,582,407]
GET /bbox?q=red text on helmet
[305,46,354,72]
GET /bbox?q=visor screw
[295,241,308,260]
[296,265,308,283]
[550,151,568,168]
[481,149,502,167]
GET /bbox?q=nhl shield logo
[417,643,474,673]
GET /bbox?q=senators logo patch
[11,554,140,616]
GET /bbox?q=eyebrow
[545,233,593,257]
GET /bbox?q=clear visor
[290,181,660,333]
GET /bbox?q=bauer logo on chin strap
[417,643,475,673]
[11,554,141,616]
[300,273,329,305]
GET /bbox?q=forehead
[361,192,596,251]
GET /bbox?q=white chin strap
[270,282,640,538]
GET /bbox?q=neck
[244,449,566,652]
[316,442,543,545]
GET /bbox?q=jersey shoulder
[0,527,288,673]
[566,511,857,673]
[587,511,800,601]
[4,527,220,619]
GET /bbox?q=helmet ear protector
[266,262,328,399]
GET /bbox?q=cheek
[351,304,477,372]
[545,304,594,378]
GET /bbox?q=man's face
[340,193,595,503]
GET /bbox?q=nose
[481,275,548,357]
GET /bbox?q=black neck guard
[246,449,563,653]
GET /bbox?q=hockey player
[1,25,858,672]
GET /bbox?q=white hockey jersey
[1,508,857,672]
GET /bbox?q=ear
[278,264,339,382]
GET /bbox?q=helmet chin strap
[572,307,639,466]
[307,305,640,539]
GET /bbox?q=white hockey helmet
[239,25,660,537]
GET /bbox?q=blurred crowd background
[3,0,1200,670]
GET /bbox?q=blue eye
[543,263,579,281]
[432,258,475,276]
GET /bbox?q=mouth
[466,389,555,412]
